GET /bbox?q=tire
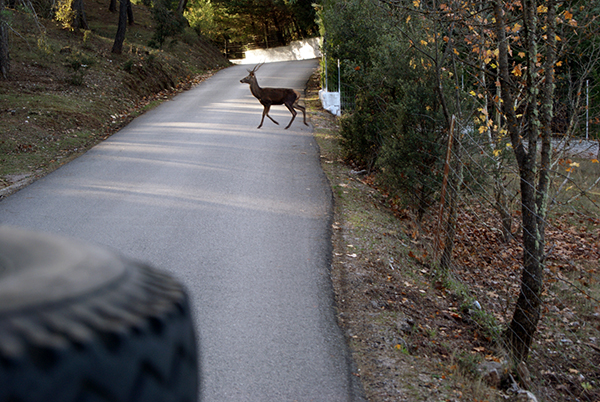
[0,226,198,402]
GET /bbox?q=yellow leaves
[518,52,525,58]
[512,64,523,77]
[564,10,573,20]
[537,5,548,13]
[562,9,577,26]
[493,149,502,157]
[512,22,521,33]
[562,159,580,173]
[453,48,459,55]
[413,0,420,7]
[409,57,427,70]
[420,39,428,46]
[480,48,499,65]
[406,15,411,23]
[592,159,599,164]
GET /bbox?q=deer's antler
[251,62,265,73]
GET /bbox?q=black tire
[0,226,198,402]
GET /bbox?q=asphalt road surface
[0,60,364,401]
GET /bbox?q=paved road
[0,60,363,401]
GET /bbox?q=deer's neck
[249,78,263,99]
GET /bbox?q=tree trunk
[127,1,134,25]
[270,8,285,46]
[109,0,116,12]
[111,0,129,54]
[440,117,463,272]
[494,181,514,243]
[507,167,542,362]
[0,0,9,79]
[73,0,89,30]
[176,0,187,15]
[493,0,555,363]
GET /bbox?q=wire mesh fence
[340,83,356,113]
[407,117,600,400]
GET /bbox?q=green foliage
[319,0,382,70]
[65,50,94,70]
[123,58,134,73]
[1,7,13,23]
[338,97,381,169]
[37,34,53,55]
[149,0,185,48]
[82,29,92,44]
[208,0,317,55]
[320,0,454,213]
[455,351,482,379]
[184,0,217,38]
[64,51,93,85]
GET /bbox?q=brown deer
[240,63,308,129]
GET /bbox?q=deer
[240,63,308,130]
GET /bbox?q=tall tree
[492,0,557,362]
[0,0,8,79]
[72,0,89,29]
[109,0,133,25]
[111,0,130,53]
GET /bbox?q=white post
[325,57,328,92]
[337,59,341,93]
[586,79,589,140]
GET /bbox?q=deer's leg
[260,105,278,128]
[293,103,308,126]
[284,103,297,129]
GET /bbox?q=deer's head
[240,63,264,85]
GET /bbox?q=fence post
[586,79,589,140]
[435,115,456,263]
[338,59,341,94]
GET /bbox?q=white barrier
[319,89,341,116]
